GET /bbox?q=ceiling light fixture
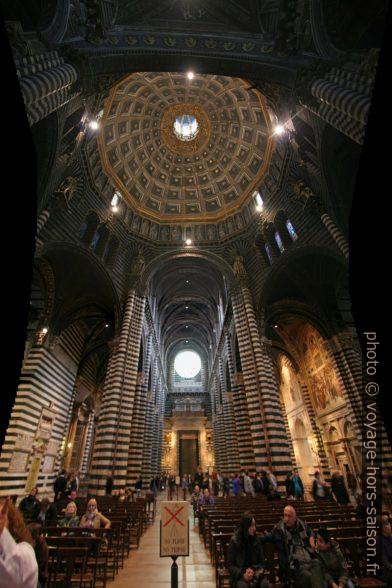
[187,71,194,80]
[185,238,192,245]
[89,120,100,131]
[274,124,285,135]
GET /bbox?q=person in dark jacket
[227,512,270,587]
[53,470,67,501]
[316,527,355,588]
[330,473,349,505]
[260,505,324,587]
[32,498,57,526]
[19,487,40,515]
[105,475,114,496]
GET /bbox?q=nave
[109,493,215,588]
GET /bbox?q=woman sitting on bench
[227,511,270,588]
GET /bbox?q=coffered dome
[98,72,274,223]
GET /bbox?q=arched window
[263,223,281,257]
[255,234,271,266]
[274,210,296,247]
[274,231,285,253]
[80,212,100,246]
[286,219,298,241]
[265,243,273,263]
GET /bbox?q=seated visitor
[80,498,111,529]
[316,527,354,588]
[227,512,270,588]
[32,498,57,525]
[198,488,215,506]
[118,489,126,502]
[260,505,324,587]
[59,501,79,527]
[18,487,40,515]
[28,523,49,588]
[0,496,38,588]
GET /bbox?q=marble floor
[108,495,216,588]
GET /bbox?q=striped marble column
[89,288,146,493]
[149,361,160,477]
[126,373,147,488]
[36,210,51,238]
[213,371,227,472]
[223,334,241,473]
[217,359,229,472]
[19,63,78,125]
[80,410,95,476]
[324,333,362,437]
[278,394,297,468]
[222,394,240,475]
[299,380,331,482]
[321,213,349,259]
[231,256,292,483]
[141,335,154,485]
[0,346,76,496]
[311,79,370,125]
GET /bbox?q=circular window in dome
[173,114,199,142]
[174,350,201,378]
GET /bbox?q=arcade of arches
[1,0,391,503]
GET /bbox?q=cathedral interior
[0,0,391,501]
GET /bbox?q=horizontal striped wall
[0,346,77,496]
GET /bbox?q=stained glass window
[286,219,298,241]
[265,243,273,263]
[275,231,285,252]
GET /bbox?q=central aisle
[108,495,216,588]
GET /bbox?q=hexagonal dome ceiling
[98,72,274,223]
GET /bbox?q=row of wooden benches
[195,498,385,588]
[23,498,156,587]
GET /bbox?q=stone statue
[131,253,145,276]
[233,254,247,278]
[53,175,79,209]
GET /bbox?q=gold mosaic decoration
[160,103,211,155]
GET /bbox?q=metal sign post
[160,501,189,588]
